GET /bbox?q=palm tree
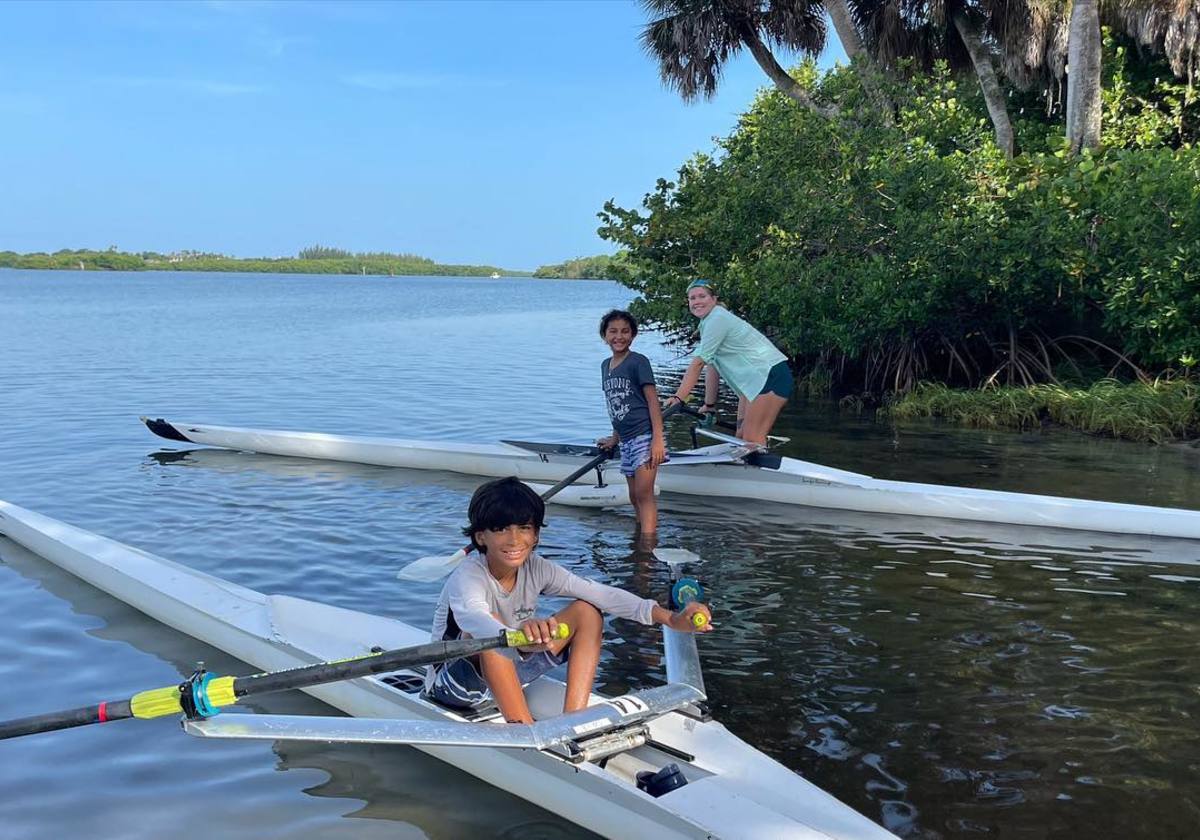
[957,7,1017,155]
[642,0,1196,154]
[1111,0,1200,81]
[987,0,1198,154]
[852,0,1129,154]
[851,0,1017,156]
[1065,0,1102,152]
[1003,1,1199,88]
[827,0,869,57]
[640,0,837,117]
[825,0,898,117]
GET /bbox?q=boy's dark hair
[599,309,638,338]
[462,477,546,552]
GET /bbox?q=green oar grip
[505,623,570,647]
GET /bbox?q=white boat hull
[143,418,1200,539]
[0,500,898,840]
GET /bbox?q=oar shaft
[0,699,134,740]
[536,403,683,502]
[233,631,534,698]
[538,450,610,500]
[0,626,567,742]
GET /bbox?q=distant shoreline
[0,264,617,281]
[0,249,534,278]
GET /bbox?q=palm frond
[641,2,744,100]
[639,0,831,101]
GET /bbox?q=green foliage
[1101,33,1200,151]
[599,50,1200,399]
[533,253,627,279]
[889,379,1200,443]
[299,244,355,260]
[300,244,439,265]
[0,248,525,278]
[888,382,1047,429]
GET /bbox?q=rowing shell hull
[144,418,1200,539]
[0,500,898,840]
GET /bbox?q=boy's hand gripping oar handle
[505,623,570,647]
[656,547,709,629]
[0,624,570,741]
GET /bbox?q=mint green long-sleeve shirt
[695,305,787,399]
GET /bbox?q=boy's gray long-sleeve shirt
[430,552,657,645]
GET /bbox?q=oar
[0,624,569,741]
[654,548,708,695]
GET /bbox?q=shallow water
[1,270,1199,838]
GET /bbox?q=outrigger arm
[185,682,705,763]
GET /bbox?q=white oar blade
[653,548,702,568]
[398,548,467,582]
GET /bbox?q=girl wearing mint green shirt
[664,279,792,445]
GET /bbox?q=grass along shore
[885,379,1200,444]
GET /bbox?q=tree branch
[740,26,838,118]
[953,11,1015,158]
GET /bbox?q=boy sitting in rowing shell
[425,477,711,723]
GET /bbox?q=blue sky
[0,1,844,270]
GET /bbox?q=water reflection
[138,438,1200,835]
[5,272,1200,838]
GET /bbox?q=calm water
[2,270,1199,839]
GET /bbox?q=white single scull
[0,500,898,840]
[143,417,1200,539]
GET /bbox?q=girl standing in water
[597,309,667,534]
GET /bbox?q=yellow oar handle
[506,623,570,647]
[691,612,708,629]
[129,676,237,720]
